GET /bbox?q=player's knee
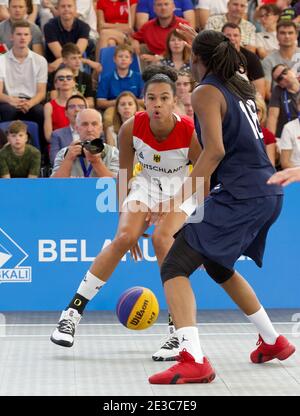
[161,257,190,285]
[203,258,234,284]
[151,230,170,254]
[113,230,139,253]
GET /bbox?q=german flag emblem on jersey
[153,154,161,163]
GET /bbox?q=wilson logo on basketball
[129,299,149,326]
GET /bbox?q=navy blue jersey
[196,75,283,199]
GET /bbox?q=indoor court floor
[0,309,299,396]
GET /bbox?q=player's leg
[151,210,187,361]
[50,201,149,347]
[220,271,296,363]
[149,231,216,384]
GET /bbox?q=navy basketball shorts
[182,190,283,270]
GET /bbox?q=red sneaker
[250,335,296,364]
[149,350,216,384]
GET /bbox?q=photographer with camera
[51,108,119,178]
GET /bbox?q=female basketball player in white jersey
[50,66,202,360]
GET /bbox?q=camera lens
[82,138,104,154]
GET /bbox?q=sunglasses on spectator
[275,68,288,83]
[67,104,86,110]
[55,75,74,82]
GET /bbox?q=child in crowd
[0,120,41,178]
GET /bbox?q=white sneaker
[152,333,180,361]
[50,308,82,347]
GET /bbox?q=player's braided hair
[142,65,177,95]
[192,30,255,101]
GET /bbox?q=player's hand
[176,23,197,49]
[267,168,300,186]
[146,199,175,226]
[130,242,143,262]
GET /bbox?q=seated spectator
[267,64,300,138]
[160,28,191,72]
[0,120,41,178]
[131,0,189,67]
[180,91,193,118]
[48,43,98,108]
[44,0,90,73]
[0,0,44,55]
[175,70,195,101]
[277,0,298,20]
[205,0,256,53]
[195,0,228,30]
[255,4,281,59]
[279,91,300,168]
[0,0,41,24]
[106,91,140,147]
[262,20,300,100]
[222,22,266,98]
[39,1,58,29]
[51,108,119,177]
[44,66,76,142]
[96,0,137,52]
[255,93,277,166]
[49,93,87,165]
[77,0,98,41]
[135,0,195,30]
[96,44,144,113]
[0,21,47,151]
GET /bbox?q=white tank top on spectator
[195,0,228,15]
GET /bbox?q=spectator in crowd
[160,28,191,71]
[195,0,228,30]
[0,0,41,24]
[48,43,98,108]
[267,63,300,137]
[105,90,140,147]
[222,22,266,98]
[0,0,44,55]
[44,0,90,73]
[255,4,281,59]
[175,70,195,100]
[0,21,47,150]
[49,93,87,164]
[135,0,195,30]
[277,0,298,20]
[205,0,256,52]
[180,91,193,118]
[96,0,137,51]
[51,108,119,177]
[131,0,190,66]
[39,0,59,29]
[262,20,300,100]
[96,44,144,112]
[0,120,41,178]
[255,93,277,166]
[279,91,300,168]
[77,0,98,41]
[44,66,76,142]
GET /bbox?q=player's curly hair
[192,30,255,101]
[142,65,178,95]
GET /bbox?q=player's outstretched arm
[267,167,300,187]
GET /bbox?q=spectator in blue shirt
[96,44,144,112]
[135,0,195,30]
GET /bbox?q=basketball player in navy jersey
[148,27,296,384]
[50,66,202,356]
[268,167,300,186]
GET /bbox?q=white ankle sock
[246,306,279,345]
[77,270,106,301]
[176,326,204,363]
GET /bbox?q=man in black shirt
[44,0,90,73]
[222,22,266,99]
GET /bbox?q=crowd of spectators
[0,0,300,179]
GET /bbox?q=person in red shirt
[96,0,137,50]
[130,0,189,67]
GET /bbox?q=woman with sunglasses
[44,67,76,143]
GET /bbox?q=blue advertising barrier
[0,179,299,311]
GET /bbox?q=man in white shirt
[0,20,47,150]
[195,0,228,30]
[280,92,300,169]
